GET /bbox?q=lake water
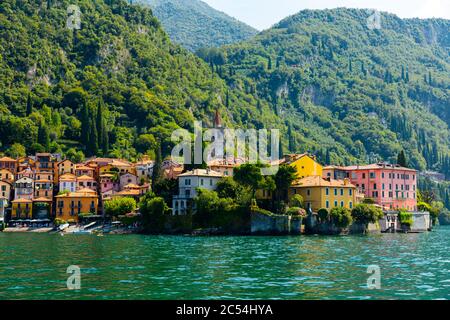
[0,227,449,300]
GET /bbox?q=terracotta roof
[113,189,140,196]
[33,197,52,202]
[75,164,94,171]
[56,189,97,198]
[59,173,77,181]
[77,175,95,181]
[342,163,417,172]
[0,156,16,162]
[292,176,356,188]
[323,165,346,170]
[57,159,73,165]
[123,183,140,189]
[178,169,223,178]
[12,198,32,203]
[100,174,114,178]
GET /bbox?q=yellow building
[289,176,357,212]
[11,198,33,219]
[285,154,323,179]
[55,188,99,222]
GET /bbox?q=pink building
[342,163,417,211]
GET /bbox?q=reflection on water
[0,227,449,300]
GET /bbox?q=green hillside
[140,0,258,51]
[198,8,450,177]
[0,0,277,160]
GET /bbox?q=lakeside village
[0,147,434,235]
[0,113,436,236]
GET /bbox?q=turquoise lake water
[0,227,449,300]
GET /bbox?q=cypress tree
[26,93,32,116]
[397,150,407,167]
[38,124,50,151]
[152,142,163,186]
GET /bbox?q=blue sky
[203,0,450,30]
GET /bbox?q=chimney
[344,178,349,185]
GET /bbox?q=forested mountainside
[0,0,279,161]
[198,8,450,177]
[140,0,258,51]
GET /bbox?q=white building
[172,169,223,215]
[14,177,34,200]
[135,159,154,182]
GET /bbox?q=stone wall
[251,211,299,235]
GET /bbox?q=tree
[351,203,383,225]
[397,150,407,167]
[140,193,170,233]
[216,177,241,199]
[65,148,85,163]
[26,93,32,116]
[37,124,50,151]
[289,194,304,208]
[330,207,352,228]
[135,134,157,154]
[104,197,137,217]
[6,143,26,158]
[152,142,163,186]
[233,163,264,198]
[318,208,329,222]
[274,164,298,202]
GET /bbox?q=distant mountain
[140,0,258,51]
[198,8,450,177]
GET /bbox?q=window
[340,201,344,207]
[373,183,377,190]
[210,179,213,186]
[370,172,375,179]
[326,201,329,208]
[349,202,353,209]
[200,179,204,186]
[362,173,366,179]
[185,190,191,197]
[382,173,385,179]
[349,189,353,196]
[326,188,329,196]
[307,189,311,196]
[340,189,344,196]
[334,201,338,207]
[334,188,337,196]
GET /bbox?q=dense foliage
[141,0,257,51]
[0,0,277,160]
[200,9,450,177]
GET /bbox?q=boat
[58,223,70,231]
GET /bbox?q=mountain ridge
[139,0,258,51]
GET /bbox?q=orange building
[55,189,98,222]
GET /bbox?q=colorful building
[55,188,98,222]
[34,173,53,199]
[14,177,34,200]
[0,156,17,173]
[11,198,33,219]
[57,159,75,176]
[0,169,14,183]
[76,175,97,191]
[341,163,417,211]
[59,173,77,193]
[284,154,323,179]
[289,176,358,212]
[119,173,138,190]
[0,180,13,201]
[75,164,95,178]
[99,174,116,199]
